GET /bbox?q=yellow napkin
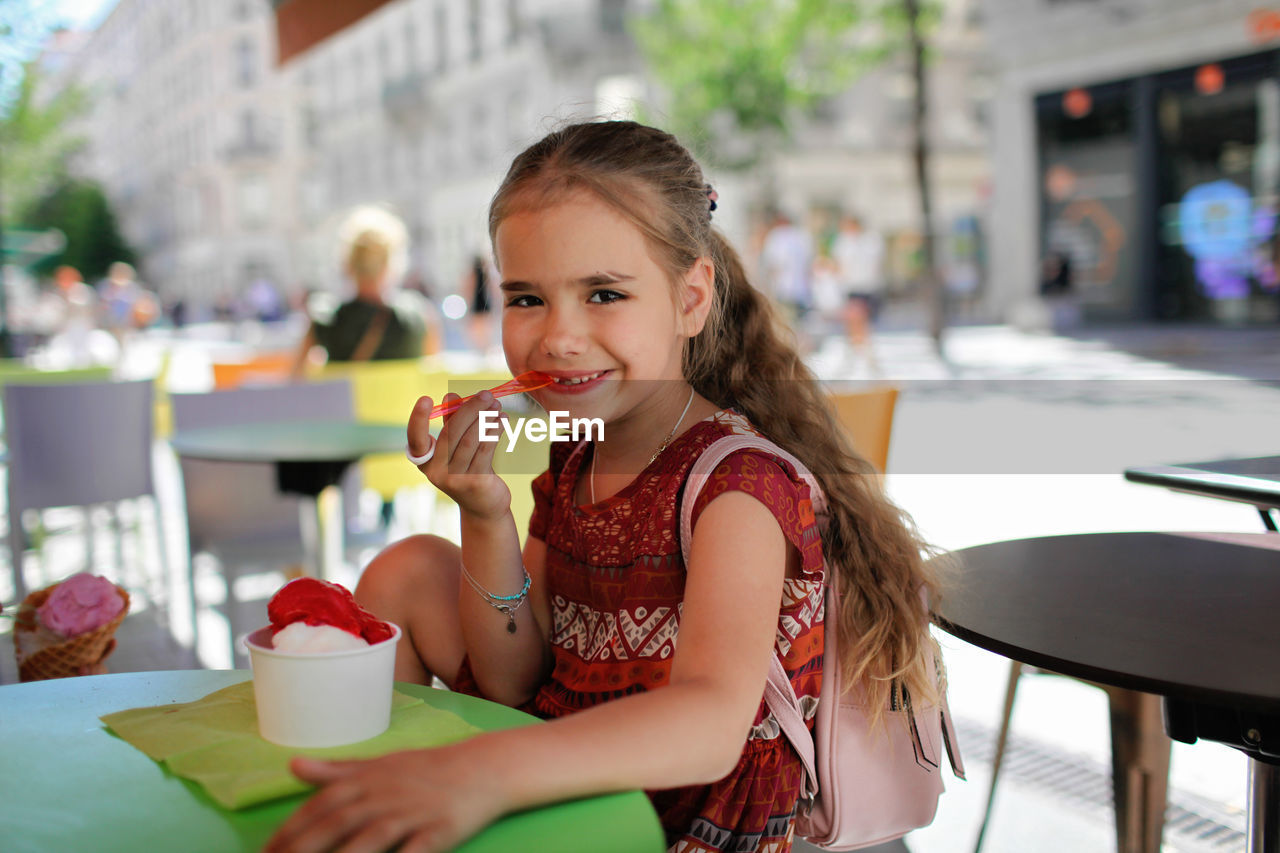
[101,681,481,810]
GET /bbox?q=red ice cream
[267,578,393,645]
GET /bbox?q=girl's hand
[407,391,512,521]
[265,748,504,853]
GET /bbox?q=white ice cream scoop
[272,622,370,653]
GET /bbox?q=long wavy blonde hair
[489,121,945,720]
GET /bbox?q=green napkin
[101,682,482,810]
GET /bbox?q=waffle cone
[13,582,130,681]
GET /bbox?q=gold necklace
[590,387,696,505]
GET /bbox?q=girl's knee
[356,534,461,604]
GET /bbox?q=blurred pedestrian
[51,265,97,365]
[831,213,885,372]
[97,262,141,343]
[463,252,496,353]
[759,209,814,333]
[291,205,441,379]
[246,275,286,323]
[96,261,152,359]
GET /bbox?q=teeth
[557,372,604,386]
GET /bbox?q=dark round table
[932,531,1280,852]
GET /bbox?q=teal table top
[169,421,406,464]
[0,670,665,853]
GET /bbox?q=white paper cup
[242,622,401,748]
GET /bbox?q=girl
[267,121,941,853]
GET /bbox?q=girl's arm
[266,490,787,853]
[408,391,552,705]
[456,511,552,704]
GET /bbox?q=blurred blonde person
[292,206,442,379]
[832,213,885,371]
[97,261,142,353]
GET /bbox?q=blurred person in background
[50,265,97,365]
[462,252,497,354]
[291,205,442,379]
[759,209,814,343]
[832,212,885,372]
[97,261,141,344]
[246,274,286,324]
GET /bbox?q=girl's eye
[587,289,625,304]
[506,294,542,308]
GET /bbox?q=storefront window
[1155,50,1280,323]
[1036,81,1138,319]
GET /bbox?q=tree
[633,0,948,350]
[23,177,135,282]
[901,0,946,354]
[632,0,889,171]
[0,63,86,226]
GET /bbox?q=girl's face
[495,191,712,425]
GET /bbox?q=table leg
[1249,757,1280,852]
[297,496,322,579]
[1259,508,1278,533]
[1102,686,1171,853]
[296,486,345,582]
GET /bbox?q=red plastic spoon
[429,371,554,419]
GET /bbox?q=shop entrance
[1155,50,1280,323]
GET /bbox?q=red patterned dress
[457,410,825,852]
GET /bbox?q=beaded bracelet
[459,562,531,634]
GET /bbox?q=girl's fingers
[267,778,366,851]
[464,407,505,475]
[338,816,419,853]
[399,825,449,853]
[406,395,437,462]
[439,390,495,473]
[289,756,360,783]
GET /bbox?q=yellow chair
[317,359,431,506]
[827,385,898,473]
[152,349,174,439]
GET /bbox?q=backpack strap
[679,432,966,793]
[679,433,825,797]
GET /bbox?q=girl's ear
[678,257,715,337]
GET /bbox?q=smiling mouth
[552,371,608,386]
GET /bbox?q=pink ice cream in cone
[14,574,130,681]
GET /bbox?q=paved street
[6,317,1279,852]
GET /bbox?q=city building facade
[48,0,992,318]
[49,0,301,311]
[982,0,1280,324]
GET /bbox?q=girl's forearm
[467,678,758,813]
[458,510,549,704]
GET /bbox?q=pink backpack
[680,434,966,850]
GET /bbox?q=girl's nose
[539,304,586,359]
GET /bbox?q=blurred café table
[0,670,664,853]
[932,532,1280,853]
[1125,455,1280,531]
[170,420,405,579]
